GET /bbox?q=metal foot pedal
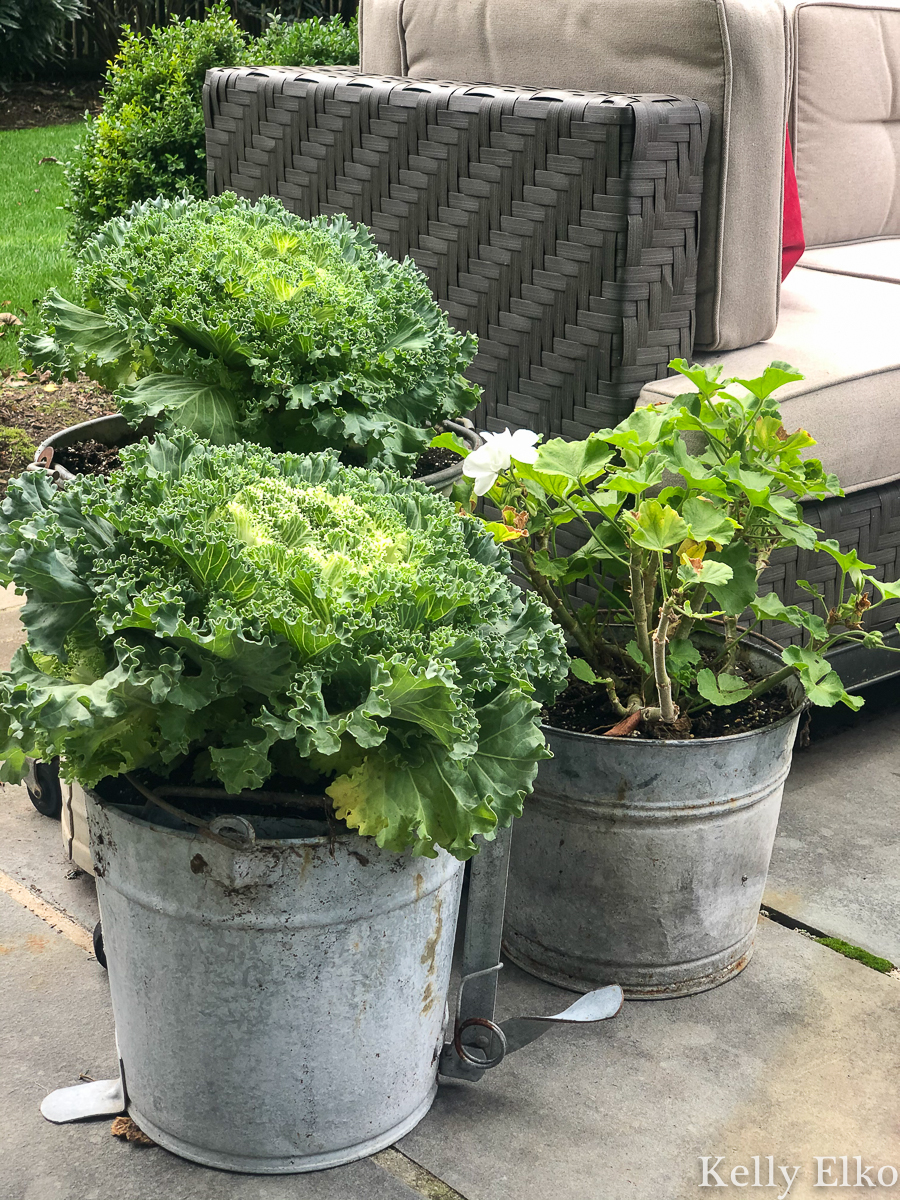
[41,1077,126,1123]
[439,825,625,1081]
[440,963,623,1078]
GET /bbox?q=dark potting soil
[50,437,457,481]
[412,445,462,478]
[546,657,797,741]
[0,370,116,496]
[0,81,103,132]
[53,439,122,477]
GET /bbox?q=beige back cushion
[359,0,790,353]
[789,0,900,248]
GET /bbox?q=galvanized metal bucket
[503,642,805,999]
[85,790,463,1173]
[33,416,482,496]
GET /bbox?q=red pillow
[782,128,805,280]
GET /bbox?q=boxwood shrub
[64,2,358,247]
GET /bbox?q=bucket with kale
[0,434,566,1172]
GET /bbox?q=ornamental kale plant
[443,360,900,731]
[24,193,479,474]
[0,435,567,859]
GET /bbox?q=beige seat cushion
[359,0,791,356]
[789,0,900,247]
[799,238,900,283]
[639,266,900,493]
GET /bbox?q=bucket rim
[84,786,394,854]
[542,698,807,749]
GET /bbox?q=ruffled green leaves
[21,290,134,389]
[0,434,566,858]
[27,195,479,474]
[12,548,94,660]
[119,375,240,445]
[329,685,547,860]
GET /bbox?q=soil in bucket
[53,440,122,477]
[412,445,463,478]
[546,651,796,740]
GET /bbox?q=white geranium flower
[462,428,540,496]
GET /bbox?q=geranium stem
[630,549,653,670]
[651,598,678,723]
[743,663,796,702]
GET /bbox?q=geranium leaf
[733,362,804,400]
[870,577,900,601]
[627,500,690,551]
[680,559,733,586]
[703,541,758,617]
[696,668,752,706]
[570,658,602,684]
[430,431,471,458]
[605,458,666,495]
[624,640,651,674]
[482,520,528,544]
[815,539,876,585]
[752,592,829,640]
[661,437,729,497]
[683,497,736,545]
[669,359,725,398]
[781,645,862,709]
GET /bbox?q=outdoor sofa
[204,0,900,685]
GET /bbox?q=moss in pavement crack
[814,936,895,974]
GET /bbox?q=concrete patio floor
[1,587,898,1200]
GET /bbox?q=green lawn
[0,123,82,371]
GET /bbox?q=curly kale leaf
[24,194,480,474]
[0,435,567,858]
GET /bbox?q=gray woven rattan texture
[204,66,708,436]
[758,486,900,647]
[203,67,899,652]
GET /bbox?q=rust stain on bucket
[420,895,444,1016]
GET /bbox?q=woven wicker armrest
[203,67,709,437]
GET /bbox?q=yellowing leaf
[482,520,527,544]
[627,500,690,552]
[677,538,707,565]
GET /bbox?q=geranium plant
[439,360,900,731]
[0,435,567,858]
[24,193,480,474]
